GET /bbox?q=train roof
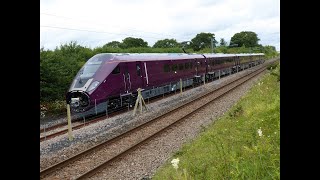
[95,53,265,63]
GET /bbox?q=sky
[40,0,280,51]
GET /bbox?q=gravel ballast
[89,67,270,179]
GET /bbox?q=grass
[152,63,280,180]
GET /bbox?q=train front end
[66,54,112,114]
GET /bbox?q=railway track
[40,70,230,142]
[40,61,275,179]
[40,109,125,142]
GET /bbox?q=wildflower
[257,128,263,137]
[171,158,180,170]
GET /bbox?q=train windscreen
[70,54,111,89]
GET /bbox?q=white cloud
[40,0,280,50]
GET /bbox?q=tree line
[40,31,278,104]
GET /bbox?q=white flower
[257,128,263,137]
[171,158,180,170]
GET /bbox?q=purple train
[66,53,265,117]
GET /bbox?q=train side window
[164,64,170,72]
[179,64,184,71]
[112,65,120,74]
[172,64,178,72]
[189,62,193,68]
[185,62,189,69]
[136,64,141,76]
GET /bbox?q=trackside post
[133,88,148,116]
[66,104,73,141]
[180,78,182,93]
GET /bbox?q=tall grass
[153,64,280,179]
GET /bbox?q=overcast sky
[40,0,280,51]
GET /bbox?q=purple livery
[66,53,265,117]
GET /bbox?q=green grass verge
[152,63,280,180]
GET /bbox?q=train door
[194,59,200,76]
[122,62,131,93]
[135,62,145,89]
[138,61,149,88]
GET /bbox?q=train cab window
[112,65,120,74]
[190,62,193,68]
[136,64,141,76]
[179,64,184,71]
[164,64,170,72]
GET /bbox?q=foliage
[263,45,278,59]
[269,62,280,81]
[40,41,94,102]
[153,65,280,179]
[119,37,148,48]
[190,32,218,51]
[230,31,260,47]
[153,38,180,48]
[103,41,121,48]
[219,38,227,46]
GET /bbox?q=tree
[153,39,179,48]
[230,31,260,47]
[103,41,121,48]
[264,45,276,51]
[219,38,227,46]
[190,32,217,51]
[40,41,94,102]
[119,37,148,49]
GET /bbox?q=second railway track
[40,60,274,180]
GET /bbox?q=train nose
[66,91,90,112]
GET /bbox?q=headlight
[87,81,100,92]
